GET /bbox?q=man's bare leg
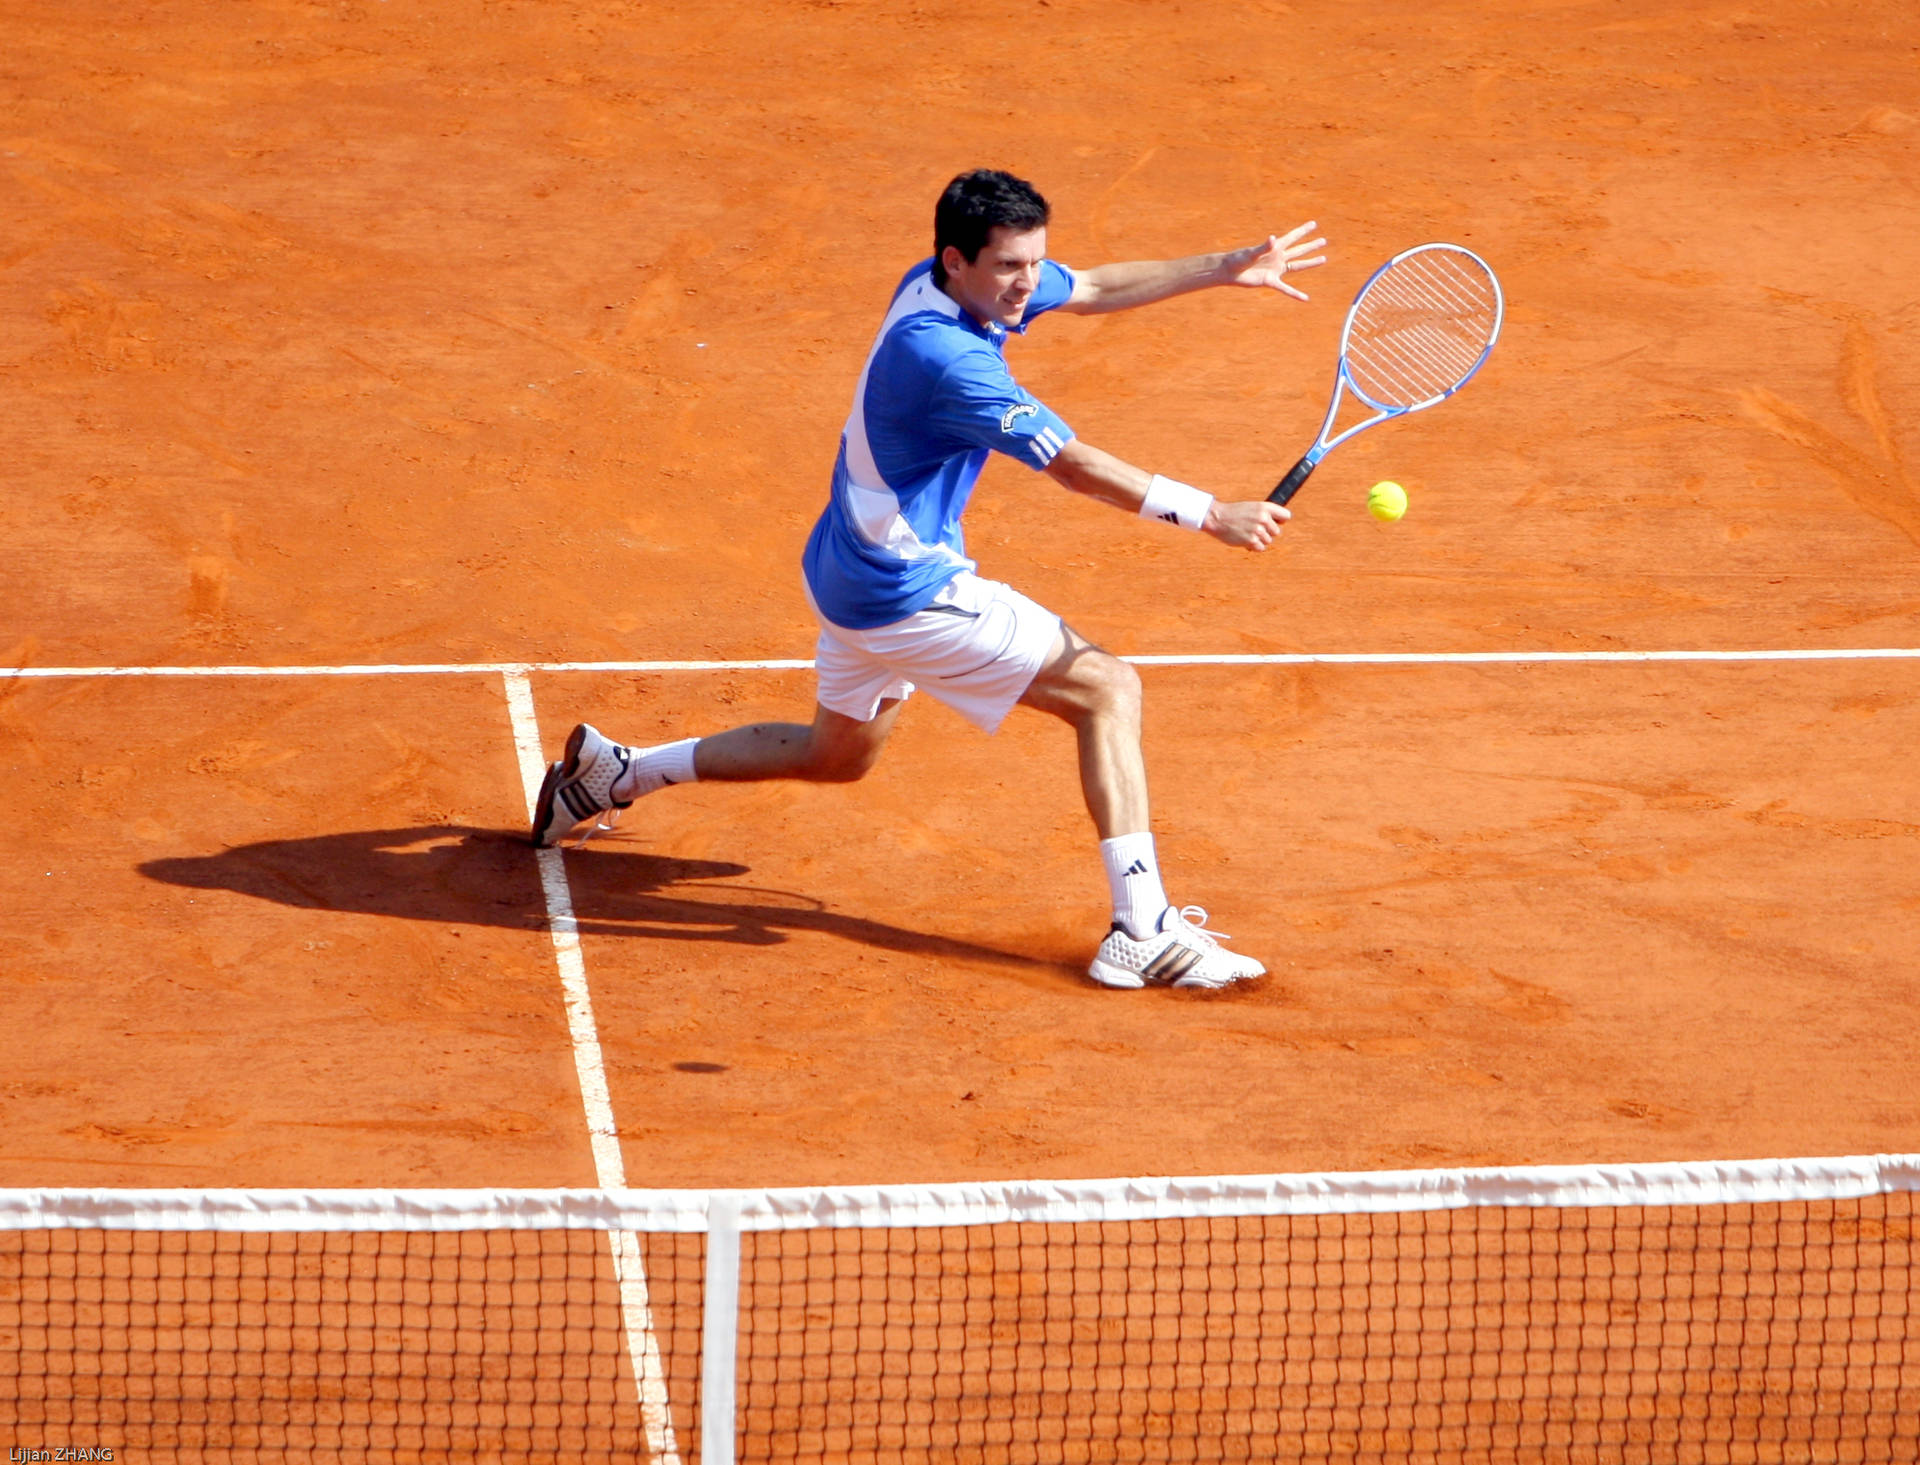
[1017,619,1168,935]
[533,700,901,847]
[1017,623,1148,839]
[1019,622,1265,987]
[692,699,903,784]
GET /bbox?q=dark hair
[931,169,1050,288]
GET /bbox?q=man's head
[933,169,1051,329]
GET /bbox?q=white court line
[6,647,1920,678]
[2,660,813,677]
[501,674,628,1188]
[501,672,683,1465]
[1125,648,1920,665]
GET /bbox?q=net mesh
[0,1225,707,1464]
[738,1197,1918,1465]
[1345,246,1501,409]
[1,1161,1915,1464]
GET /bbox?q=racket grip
[1269,455,1315,505]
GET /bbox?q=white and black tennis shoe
[1088,905,1265,990]
[531,723,635,848]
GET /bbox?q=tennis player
[535,169,1324,989]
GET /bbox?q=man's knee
[1046,647,1141,726]
[808,740,884,783]
[1082,649,1142,719]
[1023,636,1144,726]
[802,704,895,782]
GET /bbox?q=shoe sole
[1173,968,1263,990]
[529,724,593,847]
[1088,957,1265,991]
[1086,958,1262,990]
[1087,958,1147,990]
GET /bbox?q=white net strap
[4,1152,1916,1232]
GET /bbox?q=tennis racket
[1269,243,1503,505]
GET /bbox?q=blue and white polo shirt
[801,257,1077,630]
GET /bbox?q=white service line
[500,671,682,1465]
[4,648,1920,679]
[2,660,816,678]
[1124,648,1920,666]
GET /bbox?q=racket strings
[1346,251,1499,409]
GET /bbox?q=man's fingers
[1265,235,1326,299]
[1207,499,1290,550]
[1242,502,1290,549]
[1235,229,1327,296]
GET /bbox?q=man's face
[942,225,1047,329]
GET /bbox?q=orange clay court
[1,0,1918,1443]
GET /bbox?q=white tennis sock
[612,737,700,802]
[1101,832,1171,940]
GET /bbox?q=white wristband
[1139,474,1213,532]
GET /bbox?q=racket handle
[1269,455,1315,505]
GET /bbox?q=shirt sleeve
[927,347,1075,471]
[1022,259,1077,321]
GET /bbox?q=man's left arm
[1059,220,1327,314]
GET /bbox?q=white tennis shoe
[531,723,635,848]
[1088,905,1265,990]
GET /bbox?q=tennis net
[2,1154,1916,1463]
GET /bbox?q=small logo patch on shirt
[999,402,1038,433]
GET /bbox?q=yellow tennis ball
[1367,481,1408,522]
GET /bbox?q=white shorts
[810,572,1063,733]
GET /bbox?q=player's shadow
[138,825,1068,976]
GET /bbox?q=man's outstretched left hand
[1221,222,1328,301]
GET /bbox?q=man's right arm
[1043,439,1289,552]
